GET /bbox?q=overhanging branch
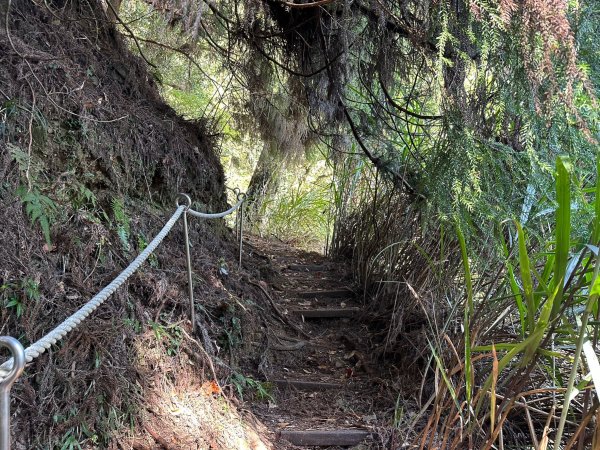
[378,75,443,121]
[341,102,424,198]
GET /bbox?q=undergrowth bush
[232,151,332,252]
[331,151,600,447]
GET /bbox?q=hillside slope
[0,1,271,448]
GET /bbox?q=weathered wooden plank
[291,307,360,318]
[278,429,372,446]
[287,264,330,272]
[296,289,353,299]
[272,379,341,391]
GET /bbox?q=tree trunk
[245,141,285,228]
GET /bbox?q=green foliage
[260,184,330,249]
[514,220,535,334]
[58,431,83,450]
[22,277,40,301]
[52,413,99,450]
[116,1,600,444]
[0,99,19,139]
[2,278,40,319]
[552,156,573,317]
[5,296,24,318]
[111,197,130,252]
[7,143,30,174]
[120,0,230,127]
[392,394,404,429]
[136,233,159,267]
[448,154,600,445]
[123,317,142,333]
[16,187,57,245]
[218,315,242,351]
[148,321,183,356]
[456,223,473,405]
[70,183,97,210]
[230,372,273,402]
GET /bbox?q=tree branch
[249,39,346,78]
[341,102,424,198]
[274,0,336,8]
[106,1,156,68]
[378,75,443,120]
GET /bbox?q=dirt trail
[244,236,397,449]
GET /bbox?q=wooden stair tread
[291,307,360,318]
[294,289,353,299]
[278,429,373,446]
[272,379,342,391]
[287,264,331,272]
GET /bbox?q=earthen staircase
[246,237,387,449]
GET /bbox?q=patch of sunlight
[123,335,273,449]
[165,388,270,450]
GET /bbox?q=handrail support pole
[235,208,239,241]
[238,201,244,269]
[176,194,195,334]
[183,210,195,333]
[0,337,25,450]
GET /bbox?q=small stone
[362,414,377,423]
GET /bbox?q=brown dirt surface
[239,235,410,449]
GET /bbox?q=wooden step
[272,379,341,391]
[278,429,373,446]
[291,307,360,318]
[295,289,353,299]
[287,264,330,272]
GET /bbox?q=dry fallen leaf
[200,380,221,396]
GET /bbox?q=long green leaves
[472,155,585,443]
[553,152,600,448]
[501,231,527,336]
[515,220,536,334]
[552,156,572,318]
[593,155,600,245]
[457,223,473,405]
[553,253,600,448]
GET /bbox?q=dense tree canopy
[130,0,598,226]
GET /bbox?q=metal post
[233,188,240,241]
[0,337,25,450]
[238,193,245,269]
[183,211,195,333]
[176,194,195,333]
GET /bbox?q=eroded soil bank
[1,1,272,447]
